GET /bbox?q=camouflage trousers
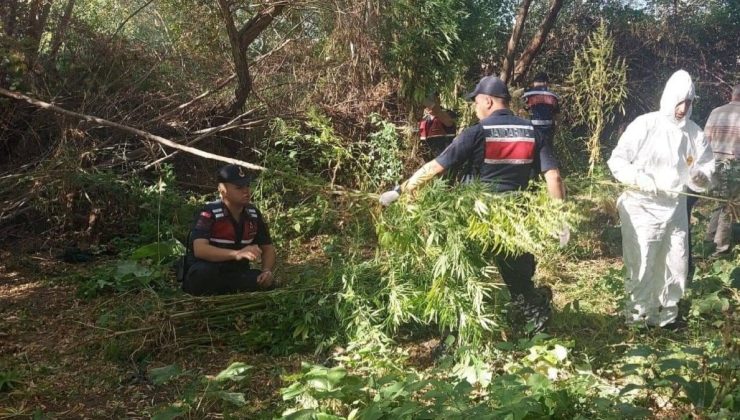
[705,158,738,253]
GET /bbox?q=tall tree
[216,0,286,117]
[47,0,75,63]
[499,0,564,85]
[1,0,54,74]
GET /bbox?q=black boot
[509,286,553,336]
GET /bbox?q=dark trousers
[421,137,469,183]
[686,192,699,282]
[420,137,452,161]
[493,252,536,298]
[534,125,555,148]
[183,261,269,296]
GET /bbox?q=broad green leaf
[315,414,344,420]
[131,239,184,261]
[151,404,188,420]
[281,383,306,400]
[282,409,321,420]
[213,362,253,382]
[619,383,644,395]
[210,390,246,407]
[307,377,331,391]
[615,403,651,418]
[115,260,150,279]
[663,374,688,386]
[379,381,406,400]
[326,367,347,385]
[626,346,654,358]
[658,358,684,371]
[149,364,183,385]
[683,380,716,408]
[527,373,551,395]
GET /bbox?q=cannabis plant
[567,21,627,175]
[348,180,579,346]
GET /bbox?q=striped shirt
[704,101,740,159]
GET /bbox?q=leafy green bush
[0,369,22,392]
[75,238,184,298]
[26,163,195,246]
[149,362,255,419]
[331,181,579,349]
[279,338,654,419]
[350,113,405,191]
[127,164,197,246]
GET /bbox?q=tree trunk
[25,0,54,70]
[2,1,20,37]
[217,0,252,117]
[511,0,564,85]
[48,0,76,63]
[239,3,286,47]
[500,0,532,83]
[216,0,287,117]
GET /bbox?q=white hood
[659,70,695,127]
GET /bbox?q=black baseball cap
[533,72,549,83]
[465,76,510,101]
[217,164,254,186]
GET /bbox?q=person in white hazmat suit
[607,70,714,328]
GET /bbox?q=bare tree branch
[0,87,267,171]
[238,3,287,47]
[48,0,76,62]
[110,0,155,40]
[25,0,54,68]
[142,114,267,171]
[217,0,253,116]
[146,74,237,125]
[511,0,564,85]
[215,1,288,116]
[500,0,532,83]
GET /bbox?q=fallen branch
[145,73,237,124]
[0,89,372,204]
[0,87,267,172]
[141,115,267,171]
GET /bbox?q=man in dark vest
[182,164,276,296]
[522,72,559,149]
[380,76,566,334]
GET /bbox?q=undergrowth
[4,121,737,419]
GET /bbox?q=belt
[531,120,553,126]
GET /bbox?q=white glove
[635,172,657,194]
[689,168,709,188]
[559,225,571,248]
[379,187,401,206]
[551,224,570,247]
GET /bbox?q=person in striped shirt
[703,84,739,255]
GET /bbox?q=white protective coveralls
[607,70,714,326]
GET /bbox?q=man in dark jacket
[380,76,566,333]
[522,72,559,149]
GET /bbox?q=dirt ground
[0,248,305,418]
[0,241,441,419]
